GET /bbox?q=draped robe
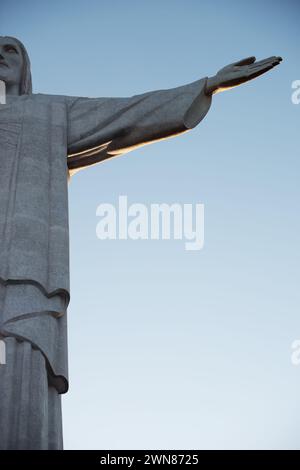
[0,77,211,449]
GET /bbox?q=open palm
[206,56,282,94]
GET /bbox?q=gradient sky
[1,0,299,450]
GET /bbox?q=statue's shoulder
[30,93,69,104]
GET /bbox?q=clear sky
[1,0,299,450]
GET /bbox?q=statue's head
[0,36,32,95]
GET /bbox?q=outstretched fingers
[248,56,282,70]
[246,56,282,78]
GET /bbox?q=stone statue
[0,36,282,449]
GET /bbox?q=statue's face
[0,37,23,92]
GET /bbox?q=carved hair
[2,36,32,95]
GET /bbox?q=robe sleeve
[66,77,212,172]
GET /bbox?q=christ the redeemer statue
[0,36,282,449]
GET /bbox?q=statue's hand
[205,56,282,95]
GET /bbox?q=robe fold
[0,77,212,448]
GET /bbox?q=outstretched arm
[66,77,212,174]
[66,55,282,175]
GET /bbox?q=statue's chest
[0,97,68,158]
[0,105,22,151]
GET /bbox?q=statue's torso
[0,94,70,297]
[0,95,70,393]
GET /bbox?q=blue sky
[1,0,300,449]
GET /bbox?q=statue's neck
[0,80,20,98]
[5,83,20,96]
